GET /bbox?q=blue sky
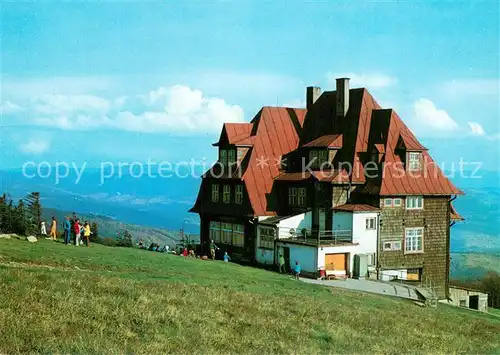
[1,1,499,171]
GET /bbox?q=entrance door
[283,247,290,272]
[469,295,479,310]
[325,253,346,272]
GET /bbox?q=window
[365,217,376,230]
[228,150,236,165]
[383,241,402,251]
[309,150,328,169]
[309,150,318,168]
[220,150,227,166]
[318,150,328,167]
[259,227,275,249]
[405,227,424,253]
[209,221,221,243]
[232,224,245,246]
[221,223,232,244]
[384,198,402,208]
[211,184,219,203]
[235,185,243,204]
[298,188,306,207]
[288,187,297,205]
[223,185,231,204]
[406,196,423,210]
[367,252,376,266]
[408,152,421,171]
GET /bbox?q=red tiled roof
[374,143,385,153]
[377,110,463,196]
[192,84,462,217]
[242,107,307,215]
[333,204,380,212]
[303,134,343,148]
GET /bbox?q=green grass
[1,238,499,354]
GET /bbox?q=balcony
[279,229,353,246]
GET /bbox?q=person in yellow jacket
[83,221,92,247]
[49,216,57,241]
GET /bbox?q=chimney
[335,78,350,117]
[306,86,322,110]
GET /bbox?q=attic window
[408,152,421,171]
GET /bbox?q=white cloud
[468,122,486,136]
[1,101,24,115]
[115,85,244,133]
[10,84,245,134]
[413,98,459,132]
[18,139,50,155]
[442,79,499,98]
[467,121,500,141]
[327,72,398,89]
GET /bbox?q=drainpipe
[376,212,381,280]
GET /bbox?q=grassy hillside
[41,207,197,248]
[0,238,499,354]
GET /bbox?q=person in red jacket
[73,219,81,246]
[182,247,188,257]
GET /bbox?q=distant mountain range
[1,168,499,254]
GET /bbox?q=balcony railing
[280,229,353,246]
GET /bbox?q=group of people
[40,213,92,247]
[278,254,301,279]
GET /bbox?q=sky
[1,1,499,172]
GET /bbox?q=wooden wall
[378,197,450,298]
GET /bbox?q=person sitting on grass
[223,252,231,263]
[294,261,301,280]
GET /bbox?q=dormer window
[308,150,328,169]
[220,150,227,166]
[408,152,421,171]
[219,149,236,166]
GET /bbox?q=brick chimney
[335,78,350,117]
[306,86,322,110]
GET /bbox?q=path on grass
[301,277,422,301]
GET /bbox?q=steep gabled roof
[377,110,462,196]
[242,107,307,215]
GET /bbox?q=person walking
[73,219,81,247]
[49,216,57,241]
[63,217,71,245]
[83,221,92,247]
[40,221,47,237]
[223,252,231,263]
[209,239,219,260]
[294,261,301,280]
[278,254,286,274]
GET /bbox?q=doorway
[469,295,479,310]
[283,247,290,272]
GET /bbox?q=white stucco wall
[352,212,378,254]
[319,211,379,275]
[277,212,312,238]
